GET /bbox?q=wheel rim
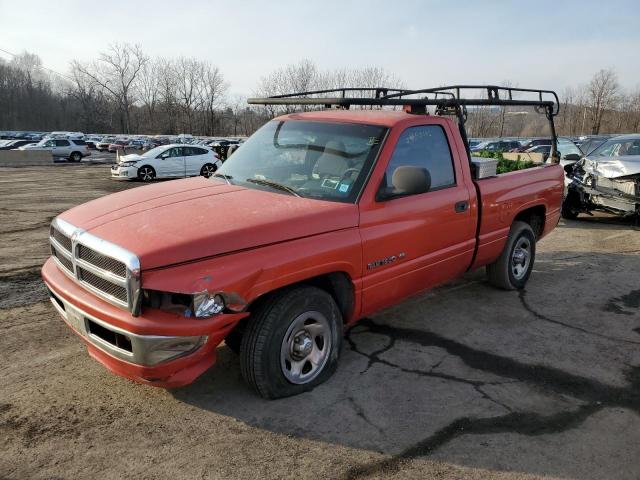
[511,237,531,280]
[140,168,153,181]
[280,311,332,385]
[72,153,80,161]
[202,165,216,177]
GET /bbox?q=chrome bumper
[47,285,206,366]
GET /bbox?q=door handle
[454,200,469,213]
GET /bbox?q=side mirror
[563,153,581,162]
[160,152,169,159]
[377,166,431,201]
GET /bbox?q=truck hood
[59,177,359,269]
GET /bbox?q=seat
[311,140,348,179]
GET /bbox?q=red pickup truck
[42,86,564,398]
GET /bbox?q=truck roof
[276,109,416,127]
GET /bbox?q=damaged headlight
[120,161,138,167]
[143,290,247,319]
[192,291,225,318]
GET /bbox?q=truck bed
[470,164,564,269]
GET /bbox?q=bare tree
[586,69,619,134]
[201,63,227,135]
[72,43,147,133]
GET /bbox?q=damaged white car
[562,134,640,220]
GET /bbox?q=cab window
[382,125,456,193]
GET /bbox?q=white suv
[20,138,90,162]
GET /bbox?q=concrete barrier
[502,152,546,164]
[0,150,54,167]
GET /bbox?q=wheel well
[514,205,545,238]
[226,272,355,344]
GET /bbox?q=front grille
[48,218,141,314]
[51,225,72,252]
[78,267,128,303]
[77,244,126,278]
[51,244,73,273]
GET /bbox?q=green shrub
[472,150,536,174]
[496,154,535,174]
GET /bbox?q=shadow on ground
[172,250,640,480]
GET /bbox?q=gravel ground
[1,164,639,480]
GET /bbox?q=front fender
[141,228,363,311]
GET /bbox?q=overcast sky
[1,0,639,97]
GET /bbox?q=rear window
[72,140,86,145]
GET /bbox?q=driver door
[358,122,477,316]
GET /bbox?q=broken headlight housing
[142,290,246,319]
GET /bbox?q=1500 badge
[367,252,406,270]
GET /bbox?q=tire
[240,286,343,399]
[200,163,217,178]
[486,221,536,290]
[69,151,82,162]
[138,165,156,182]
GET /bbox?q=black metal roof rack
[248,85,560,163]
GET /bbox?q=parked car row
[0,130,247,163]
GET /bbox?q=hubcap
[141,168,153,181]
[203,165,215,177]
[280,311,331,385]
[511,237,531,280]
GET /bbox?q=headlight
[120,161,138,167]
[192,291,225,318]
[143,289,247,319]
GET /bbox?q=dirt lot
[1,164,639,480]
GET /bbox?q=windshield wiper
[212,173,233,185]
[245,178,301,197]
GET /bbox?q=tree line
[1,43,639,139]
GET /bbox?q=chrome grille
[50,225,72,253]
[48,218,141,315]
[77,244,127,278]
[51,244,73,273]
[77,267,128,303]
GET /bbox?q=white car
[19,138,90,161]
[110,144,222,181]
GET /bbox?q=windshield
[140,145,167,158]
[590,137,640,157]
[215,120,387,203]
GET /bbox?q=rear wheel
[240,286,342,399]
[138,165,156,182]
[200,163,217,178]
[69,152,82,162]
[486,221,536,290]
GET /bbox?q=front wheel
[138,165,156,182]
[200,163,217,178]
[240,286,342,399]
[486,221,536,290]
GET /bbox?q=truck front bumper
[42,257,247,388]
